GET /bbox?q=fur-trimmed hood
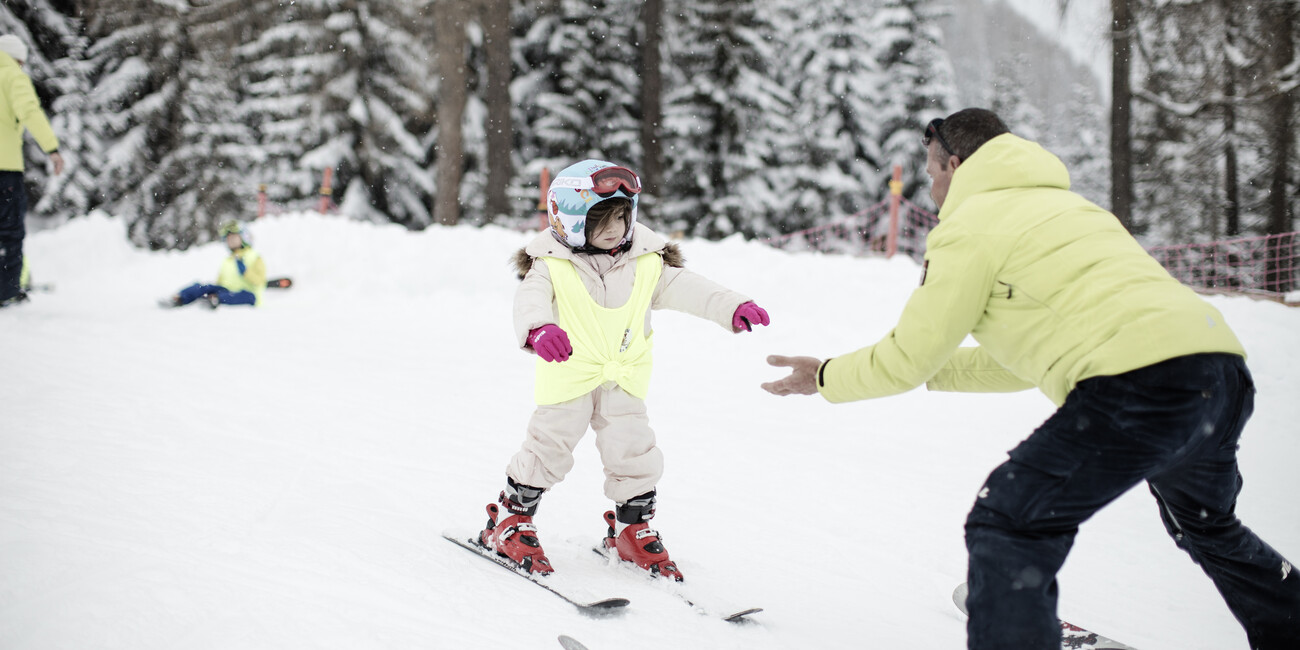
[512,223,684,280]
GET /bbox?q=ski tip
[580,597,630,616]
[557,635,590,650]
[723,607,764,623]
[952,582,969,617]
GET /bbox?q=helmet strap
[575,239,632,256]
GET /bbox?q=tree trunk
[1262,0,1296,292]
[1263,0,1295,238]
[481,0,514,222]
[638,0,664,197]
[1221,0,1240,237]
[434,0,470,226]
[1110,0,1135,230]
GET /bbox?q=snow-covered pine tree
[661,0,794,239]
[779,0,883,232]
[527,0,640,168]
[0,0,88,228]
[73,1,203,247]
[130,1,258,249]
[1221,0,1299,240]
[504,0,558,230]
[237,0,350,219]
[330,0,436,227]
[871,0,956,206]
[1131,0,1242,243]
[232,0,434,228]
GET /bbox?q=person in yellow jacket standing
[763,109,1299,649]
[0,35,63,308]
[476,160,770,580]
[162,220,267,308]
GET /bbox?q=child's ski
[592,546,762,622]
[442,532,629,615]
[952,583,1138,650]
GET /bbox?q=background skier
[161,220,267,308]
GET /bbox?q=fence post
[886,165,903,258]
[537,167,551,230]
[318,168,334,214]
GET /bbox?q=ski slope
[3,212,1298,649]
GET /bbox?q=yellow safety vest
[534,253,661,405]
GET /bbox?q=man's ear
[948,155,962,170]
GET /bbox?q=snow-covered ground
[3,212,1298,650]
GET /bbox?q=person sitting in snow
[478,159,770,580]
[161,220,267,308]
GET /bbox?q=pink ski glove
[528,324,573,362]
[732,301,770,333]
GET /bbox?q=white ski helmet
[546,159,641,250]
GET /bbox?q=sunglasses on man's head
[922,118,957,159]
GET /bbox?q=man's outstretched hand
[761,355,822,396]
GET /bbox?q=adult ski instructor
[761,108,1300,649]
[0,34,63,308]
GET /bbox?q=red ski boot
[480,501,553,575]
[602,510,683,581]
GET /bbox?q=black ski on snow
[442,533,629,615]
[592,546,762,622]
[952,583,1138,650]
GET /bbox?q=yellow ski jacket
[217,247,267,306]
[818,133,1245,407]
[0,52,59,172]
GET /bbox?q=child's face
[589,215,628,250]
[226,233,244,250]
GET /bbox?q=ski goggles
[589,166,642,198]
[922,117,957,158]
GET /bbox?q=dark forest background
[2,0,1296,249]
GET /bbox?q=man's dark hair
[938,108,1010,162]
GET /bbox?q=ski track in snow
[3,212,1297,649]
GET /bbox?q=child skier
[161,220,268,308]
[479,159,770,580]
